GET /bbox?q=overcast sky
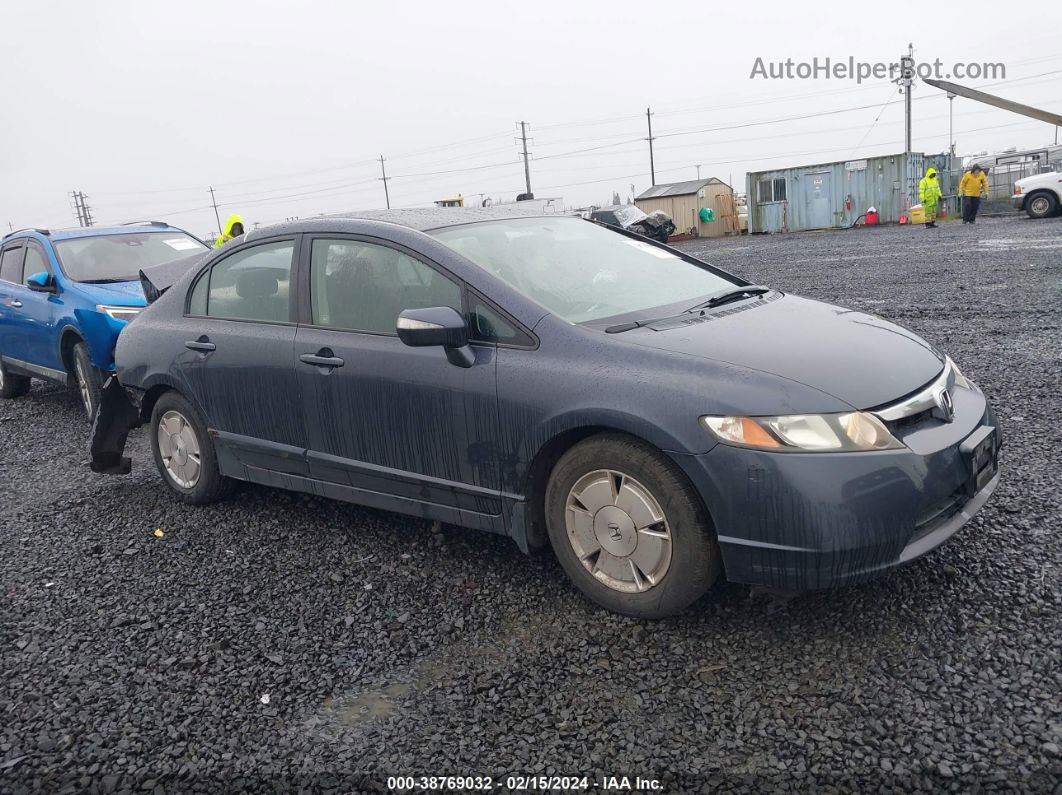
[2,1,1060,237]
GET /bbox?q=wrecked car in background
[0,222,208,419]
[90,208,1000,618]
[591,205,675,243]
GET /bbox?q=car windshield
[431,217,738,323]
[54,232,208,282]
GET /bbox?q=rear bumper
[671,389,1001,591]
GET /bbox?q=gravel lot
[1,214,1060,793]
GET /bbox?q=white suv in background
[1013,171,1062,219]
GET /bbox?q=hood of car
[74,279,147,307]
[626,293,944,410]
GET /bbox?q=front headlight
[701,411,903,452]
[96,305,142,324]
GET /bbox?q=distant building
[746,152,957,233]
[635,178,738,238]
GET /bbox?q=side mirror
[26,272,55,292]
[396,306,474,368]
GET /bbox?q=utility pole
[82,192,93,227]
[70,191,93,227]
[947,92,956,156]
[378,155,391,209]
[695,164,701,180]
[894,44,915,211]
[517,122,533,198]
[208,187,222,237]
[646,107,656,186]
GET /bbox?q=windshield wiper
[604,317,667,334]
[605,285,773,333]
[685,285,771,313]
[80,277,135,284]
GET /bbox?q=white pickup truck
[1013,171,1062,218]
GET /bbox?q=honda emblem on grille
[935,388,955,422]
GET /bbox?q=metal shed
[746,152,957,233]
[635,178,738,238]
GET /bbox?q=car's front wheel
[545,432,720,618]
[1026,191,1059,219]
[150,391,233,504]
[71,341,102,420]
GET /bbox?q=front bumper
[1013,194,1024,210]
[672,388,1001,591]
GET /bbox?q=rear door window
[190,241,295,323]
[0,244,25,284]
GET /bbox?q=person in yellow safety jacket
[959,164,990,225]
[214,214,246,248]
[918,168,943,229]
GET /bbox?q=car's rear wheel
[1026,191,1058,219]
[0,359,31,399]
[71,342,102,420]
[545,432,720,618]
[150,391,233,504]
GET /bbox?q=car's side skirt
[209,429,509,536]
[229,461,507,535]
[0,355,68,386]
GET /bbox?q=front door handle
[10,300,22,308]
[185,339,216,352]
[299,351,344,368]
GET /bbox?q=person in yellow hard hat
[918,168,942,229]
[214,214,246,248]
[959,164,989,224]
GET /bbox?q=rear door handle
[10,300,22,308]
[185,340,216,352]
[299,352,344,368]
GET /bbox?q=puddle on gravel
[306,616,565,733]
[311,659,451,728]
[977,238,1062,251]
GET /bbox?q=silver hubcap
[1031,197,1049,215]
[564,469,672,594]
[74,358,92,415]
[157,410,202,488]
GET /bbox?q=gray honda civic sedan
[91,208,1000,618]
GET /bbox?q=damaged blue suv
[0,222,208,418]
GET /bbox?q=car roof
[245,206,577,239]
[48,224,192,242]
[2,222,194,244]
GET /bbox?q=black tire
[149,391,233,505]
[1025,191,1058,219]
[71,341,102,420]
[0,359,31,399]
[545,432,720,618]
